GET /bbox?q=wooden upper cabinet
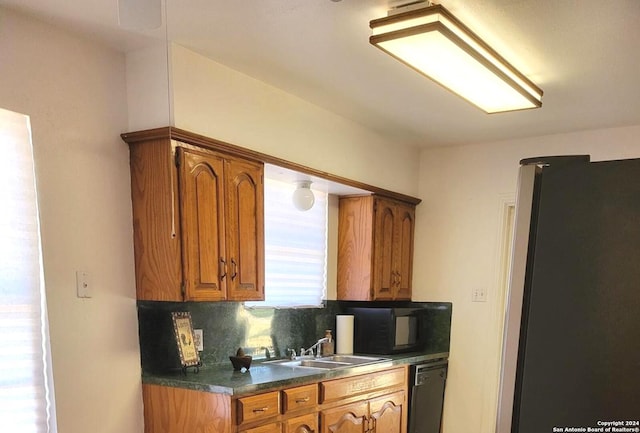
[225,157,264,301]
[338,195,416,301]
[372,199,396,300]
[179,148,227,301]
[393,202,415,300]
[126,132,264,302]
[129,137,183,301]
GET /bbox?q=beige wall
[0,8,142,433]
[169,44,422,198]
[126,43,421,197]
[413,125,640,433]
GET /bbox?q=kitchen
[1,1,640,433]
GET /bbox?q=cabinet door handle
[231,258,238,280]
[365,416,376,433]
[219,258,227,280]
[295,396,310,403]
[252,406,269,413]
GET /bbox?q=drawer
[241,422,283,433]
[319,367,406,404]
[237,391,280,425]
[282,384,318,414]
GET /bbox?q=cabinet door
[394,203,414,300]
[320,401,368,433]
[225,158,264,301]
[179,148,228,301]
[284,413,318,433]
[372,198,396,300]
[369,391,404,433]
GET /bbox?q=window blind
[247,177,328,308]
[0,108,57,433]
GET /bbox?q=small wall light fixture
[292,180,315,211]
[369,2,543,113]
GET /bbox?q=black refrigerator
[496,156,640,433]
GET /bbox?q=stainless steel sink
[265,354,389,370]
[323,355,385,365]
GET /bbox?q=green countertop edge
[141,351,449,397]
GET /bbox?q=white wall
[413,125,640,433]
[0,8,142,433]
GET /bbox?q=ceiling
[4,0,640,148]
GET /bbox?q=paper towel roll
[336,315,354,354]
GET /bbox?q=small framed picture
[171,312,200,368]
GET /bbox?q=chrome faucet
[302,337,330,357]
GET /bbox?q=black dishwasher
[408,359,448,433]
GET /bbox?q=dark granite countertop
[142,351,448,396]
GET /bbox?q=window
[247,177,328,308]
[0,108,57,433]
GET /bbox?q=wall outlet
[472,287,487,302]
[194,329,203,351]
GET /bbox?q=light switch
[76,271,92,298]
[472,287,487,302]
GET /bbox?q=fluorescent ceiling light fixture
[369,3,543,113]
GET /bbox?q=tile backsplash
[137,300,451,374]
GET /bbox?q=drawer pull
[231,258,238,280]
[295,397,310,403]
[219,257,227,280]
[252,407,269,413]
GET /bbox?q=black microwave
[347,307,427,354]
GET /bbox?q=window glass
[247,177,327,308]
[0,108,57,433]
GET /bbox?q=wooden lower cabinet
[282,384,318,415]
[241,413,318,433]
[320,401,368,433]
[285,413,318,433]
[237,391,281,426]
[369,391,404,433]
[319,391,405,433]
[142,384,232,433]
[242,422,283,433]
[142,366,408,433]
